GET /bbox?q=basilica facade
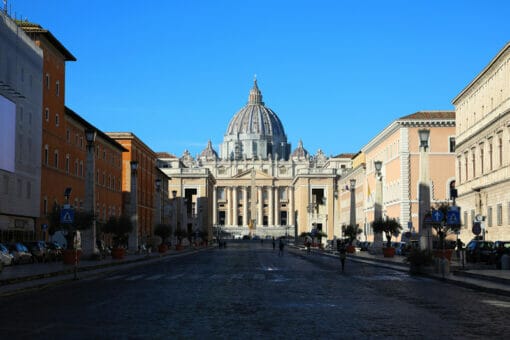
[159,80,352,241]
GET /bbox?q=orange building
[106,132,158,249]
[18,21,125,241]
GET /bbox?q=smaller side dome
[199,140,218,161]
[291,140,309,159]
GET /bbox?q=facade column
[226,187,231,226]
[268,186,274,226]
[243,186,248,226]
[212,186,217,225]
[289,186,294,226]
[232,186,238,226]
[257,186,263,227]
[274,186,280,226]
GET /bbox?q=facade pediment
[232,169,273,180]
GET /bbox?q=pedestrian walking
[278,237,285,256]
[272,237,276,251]
[306,239,311,254]
[338,240,346,272]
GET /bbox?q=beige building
[453,41,510,242]
[159,80,352,242]
[360,111,456,241]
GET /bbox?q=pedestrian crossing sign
[60,208,75,224]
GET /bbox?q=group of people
[271,236,286,256]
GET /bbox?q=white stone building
[159,80,352,241]
[453,41,510,242]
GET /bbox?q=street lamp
[155,178,162,227]
[418,129,431,250]
[371,160,384,254]
[129,161,139,252]
[84,129,97,258]
[349,178,356,227]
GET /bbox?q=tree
[154,224,172,244]
[47,203,94,250]
[174,228,188,245]
[103,215,133,248]
[343,224,362,245]
[371,217,402,248]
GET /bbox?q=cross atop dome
[248,77,264,105]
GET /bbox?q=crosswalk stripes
[105,275,127,281]
[145,274,165,281]
[104,272,281,282]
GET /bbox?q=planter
[158,244,168,253]
[433,249,453,261]
[111,247,126,259]
[346,245,356,253]
[383,247,395,257]
[63,249,82,265]
[175,244,184,251]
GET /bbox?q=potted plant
[174,228,188,250]
[405,248,434,274]
[343,224,362,253]
[371,217,402,257]
[314,230,327,248]
[47,203,94,264]
[103,214,133,259]
[154,223,172,253]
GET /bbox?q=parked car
[491,240,510,262]
[0,242,14,266]
[359,241,371,251]
[465,240,494,263]
[45,241,63,261]
[26,241,48,262]
[9,243,34,264]
[394,242,408,256]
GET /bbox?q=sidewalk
[293,246,510,297]
[0,246,208,297]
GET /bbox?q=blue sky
[12,0,510,157]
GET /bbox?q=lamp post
[83,129,97,258]
[129,161,139,253]
[349,178,356,227]
[371,160,384,254]
[418,129,431,250]
[155,178,162,225]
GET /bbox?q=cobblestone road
[0,241,509,339]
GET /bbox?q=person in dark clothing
[337,240,347,272]
[278,238,285,256]
[272,237,276,251]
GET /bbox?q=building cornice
[452,41,510,105]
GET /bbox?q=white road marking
[146,274,165,281]
[125,274,145,281]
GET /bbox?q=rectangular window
[497,204,502,226]
[45,74,50,89]
[55,113,59,127]
[449,137,455,153]
[66,129,70,143]
[56,80,60,96]
[44,108,49,121]
[470,210,475,229]
[54,151,59,168]
[488,206,493,228]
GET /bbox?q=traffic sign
[472,221,481,235]
[431,210,443,223]
[446,210,460,225]
[60,207,75,224]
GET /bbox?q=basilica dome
[220,80,290,160]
